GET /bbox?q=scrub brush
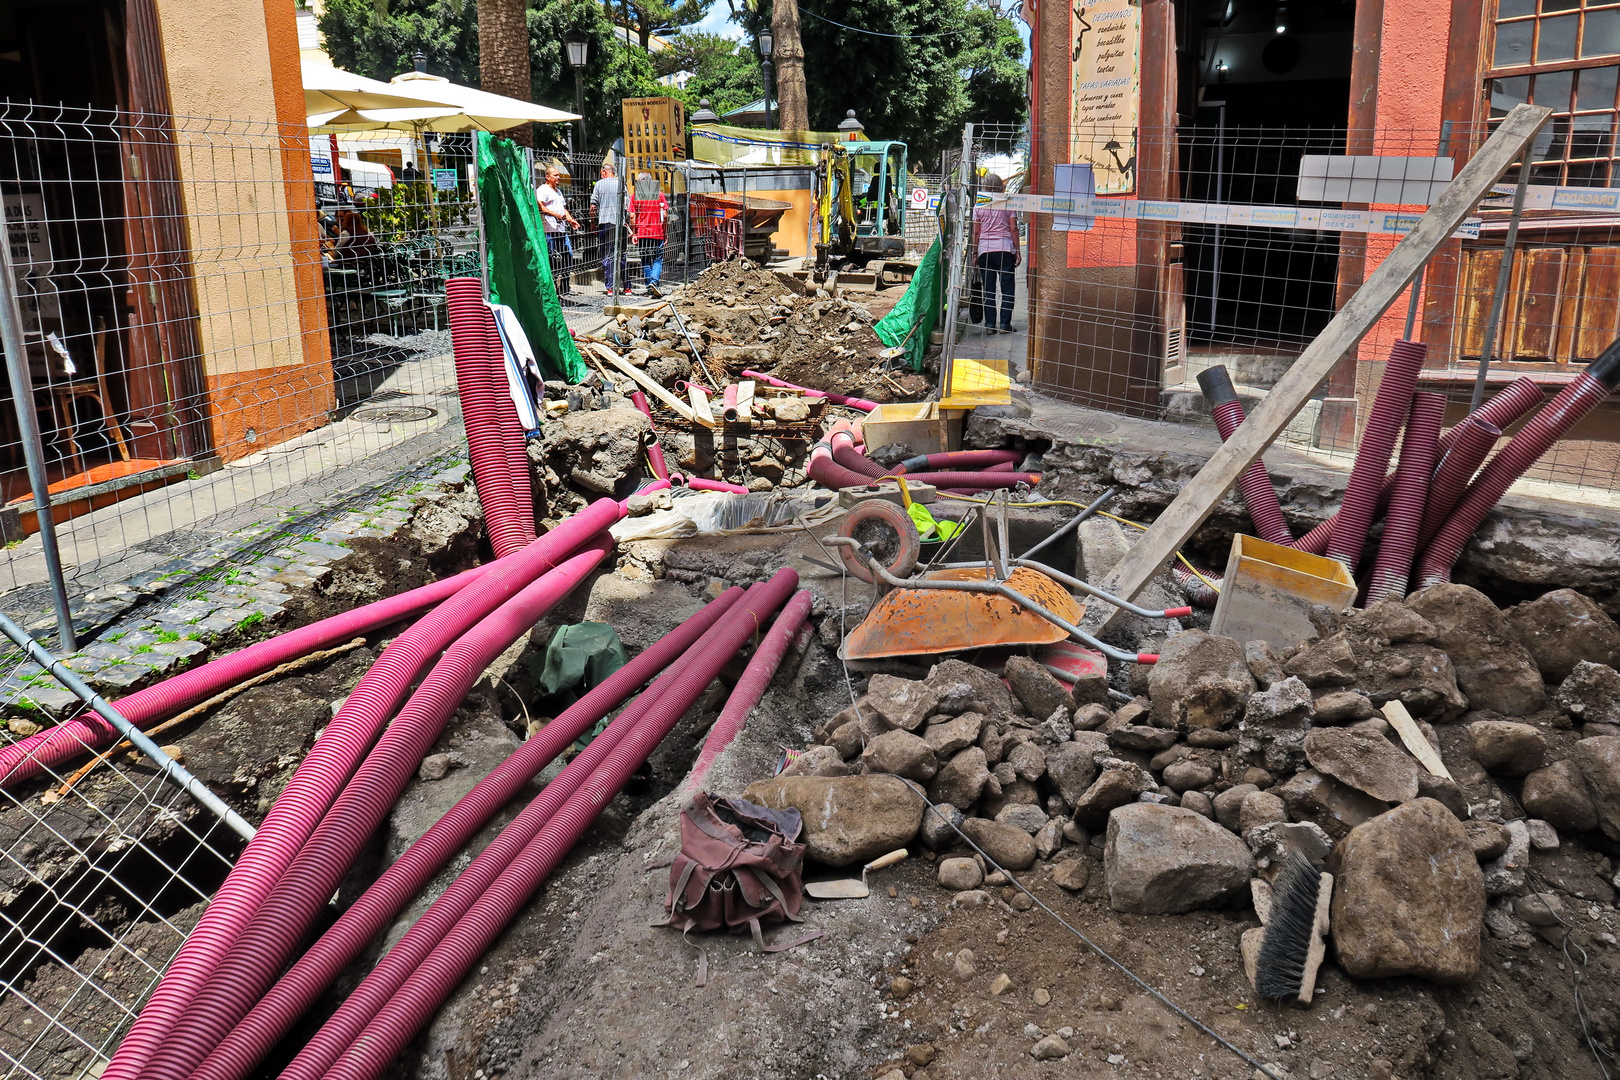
[1251,850,1334,1004]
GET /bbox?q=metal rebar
[1017,485,1118,561]
[1470,154,1531,410]
[0,222,76,652]
[1013,557,1192,620]
[0,609,256,840]
[1402,119,1454,341]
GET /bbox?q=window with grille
[1488,0,1620,185]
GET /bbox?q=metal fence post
[0,221,76,651]
[1470,153,1531,410]
[938,123,975,401]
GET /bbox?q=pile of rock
[745,581,1620,990]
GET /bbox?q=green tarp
[538,622,627,749]
[872,235,943,373]
[475,132,587,383]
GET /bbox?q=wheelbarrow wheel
[837,500,921,584]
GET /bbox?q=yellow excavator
[811,141,914,285]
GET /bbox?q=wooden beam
[686,383,717,429]
[587,342,698,423]
[1091,103,1553,633]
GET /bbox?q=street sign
[909,187,929,210]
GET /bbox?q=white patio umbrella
[378,70,580,132]
[302,61,455,127]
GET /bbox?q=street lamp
[564,29,590,151]
[758,29,774,130]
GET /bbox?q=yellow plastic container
[1209,534,1358,652]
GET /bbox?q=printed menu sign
[1070,0,1141,195]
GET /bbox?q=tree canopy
[317,0,663,152]
[315,0,1026,163]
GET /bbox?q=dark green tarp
[538,622,628,748]
[872,235,943,373]
[475,132,587,383]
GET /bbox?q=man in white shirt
[536,164,579,294]
[589,162,628,295]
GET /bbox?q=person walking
[590,161,629,295]
[536,163,579,294]
[630,171,669,297]
[970,172,1020,334]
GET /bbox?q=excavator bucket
[839,566,1083,661]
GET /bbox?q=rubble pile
[745,580,1620,993]
[645,258,930,403]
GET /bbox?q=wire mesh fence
[0,640,242,1080]
[963,119,1620,498]
[0,102,481,633]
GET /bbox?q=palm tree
[480,0,534,147]
[728,0,806,132]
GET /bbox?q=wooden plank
[736,380,755,422]
[686,383,717,429]
[1381,700,1453,780]
[1577,246,1620,359]
[588,342,698,423]
[1090,103,1553,632]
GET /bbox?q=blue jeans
[546,232,571,292]
[977,251,1016,329]
[638,239,664,286]
[599,223,626,291]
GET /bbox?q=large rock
[1004,655,1077,718]
[927,659,1019,720]
[530,407,653,504]
[1571,736,1620,841]
[1282,632,1359,688]
[1103,804,1253,914]
[1006,739,1048,783]
[1045,742,1101,807]
[1466,719,1547,777]
[961,817,1038,870]
[1330,799,1485,985]
[1072,768,1148,829]
[1147,630,1255,729]
[1274,769,1389,840]
[1554,661,1620,727]
[1304,728,1420,803]
[1312,691,1377,725]
[924,712,985,757]
[929,746,990,810]
[1407,584,1546,716]
[1212,783,1259,832]
[995,802,1050,834]
[1244,676,1313,725]
[1355,600,1439,645]
[1359,643,1471,721]
[861,729,939,782]
[743,774,924,866]
[863,675,940,732]
[1504,588,1620,680]
[1520,759,1600,833]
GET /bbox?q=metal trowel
[804,848,908,900]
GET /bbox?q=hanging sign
[1070,0,1141,195]
[432,168,459,191]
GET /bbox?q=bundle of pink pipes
[1199,340,1620,604]
[0,280,815,1080]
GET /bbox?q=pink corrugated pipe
[1196,365,1294,545]
[830,429,887,479]
[813,438,1039,491]
[686,589,813,792]
[686,476,751,494]
[1416,414,1503,546]
[1171,564,1222,608]
[143,539,611,1080]
[101,497,623,1080]
[897,449,1022,473]
[0,563,496,791]
[1416,347,1620,588]
[630,391,671,480]
[288,572,798,1080]
[741,369,880,412]
[1293,375,1544,556]
[186,588,745,1080]
[1323,340,1428,570]
[316,572,799,1080]
[446,278,529,558]
[1363,392,1447,604]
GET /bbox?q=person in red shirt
[630,171,669,297]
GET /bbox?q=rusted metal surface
[840,566,1083,660]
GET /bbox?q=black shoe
[1000,324,1016,333]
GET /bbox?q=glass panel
[1569,112,1614,160]
[1500,0,1536,15]
[1493,74,1533,118]
[1532,116,1569,160]
[1536,69,1576,109]
[1538,14,1579,60]
[1565,158,1610,184]
[1577,64,1619,108]
[1530,162,1567,183]
[1585,8,1620,55]
[1542,0,1580,12]
[1496,18,1535,64]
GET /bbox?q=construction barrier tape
[987,192,1484,239]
